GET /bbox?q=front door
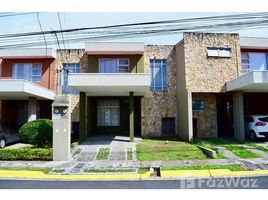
[121,101,129,134]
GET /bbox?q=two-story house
[0,49,56,133]
[176,32,268,142]
[64,43,177,141]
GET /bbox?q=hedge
[19,119,53,147]
[0,148,52,161]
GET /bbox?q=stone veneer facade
[184,32,241,92]
[141,45,177,137]
[181,32,242,138]
[192,93,217,138]
[58,49,87,122]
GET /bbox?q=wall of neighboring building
[192,93,217,138]
[141,45,177,137]
[183,32,241,92]
[57,49,87,122]
[0,58,56,91]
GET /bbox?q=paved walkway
[73,135,141,162]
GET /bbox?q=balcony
[0,79,55,100]
[68,73,150,96]
[226,71,268,92]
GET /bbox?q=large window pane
[12,63,42,82]
[99,58,129,73]
[150,59,167,91]
[97,100,120,126]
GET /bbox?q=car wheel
[249,130,257,141]
[0,138,6,148]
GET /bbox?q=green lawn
[161,164,244,171]
[95,148,110,160]
[207,138,260,159]
[137,139,208,161]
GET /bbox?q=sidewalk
[1,157,268,174]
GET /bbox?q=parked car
[245,115,268,140]
[0,121,20,148]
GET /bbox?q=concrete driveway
[73,135,141,161]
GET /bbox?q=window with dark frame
[150,59,167,91]
[192,100,205,112]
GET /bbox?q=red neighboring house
[0,48,56,133]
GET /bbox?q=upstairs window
[12,63,42,82]
[99,58,130,73]
[207,47,232,58]
[62,63,80,94]
[241,52,268,73]
[150,59,167,91]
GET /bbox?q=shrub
[19,119,53,147]
[0,148,52,160]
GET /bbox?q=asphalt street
[1,176,268,189]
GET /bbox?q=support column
[79,92,86,141]
[233,91,245,142]
[177,89,193,142]
[129,91,134,142]
[28,97,37,122]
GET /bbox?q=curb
[0,170,151,180]
[161,169,268,178]
[1,169,268,180]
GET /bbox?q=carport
[226,71,268,141]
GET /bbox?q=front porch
[68,73,150,142]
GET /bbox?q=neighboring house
[0,48,56,133]
[176,32,268,142]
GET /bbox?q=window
[99,58,130,73]
[192,100,205,112]
[62,63,80,94]
[207,47,232,58]
[241,52,268,73]
[150,59,167,91]
[97,100,120,126]
[12,63,42,82]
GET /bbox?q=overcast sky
[0,12,268,48]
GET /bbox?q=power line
[0,12,36,18]
[57,12,66,49]
[0,13,268,48]
[36,12,48,56]
[0,12,267,39]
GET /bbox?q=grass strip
[0,167,52,174]
[127,148,133,160]
[95,148,110,160]
[84,168,135,173]
[161,164,244,171]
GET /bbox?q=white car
[245,115,268,140]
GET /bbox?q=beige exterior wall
[192,93,217,138]
[58,49,87,122]
[175,42,194,141]
[141,45,177,137]
[183,32,241,92]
